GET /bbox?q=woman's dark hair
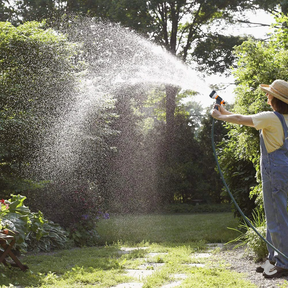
[271,97,288,114]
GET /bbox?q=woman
[211,79,288,278]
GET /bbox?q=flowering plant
[0,199,10,231]
[0,194,67,252]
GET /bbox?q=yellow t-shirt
[251,111,288,153]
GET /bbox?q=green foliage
[25,180,107,247]
[0,0,13,22]
[245,226,267,261]
[0,194,68,252]
[228,208,267,261]
[0,240,256,288]
[163,203,232,214]
[193,34,246,75]
[68,219,100,247]
[218,135,258,218]
[27,217,68,252]
[197,110,229,204]
[0,21,80,196]
[221,13,288,210]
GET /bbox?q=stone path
[111,244,223,288]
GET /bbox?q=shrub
[245,226,267,261]
[163,203,232,214]
[0,194,68,252]
[26,180,106,247]
[228,208,268,261]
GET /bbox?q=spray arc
[210,91,288,261]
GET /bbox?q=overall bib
[260,111,288,268]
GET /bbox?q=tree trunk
[165,85,178,158]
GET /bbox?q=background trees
[219,14,288,214]
[2,1,287,219]
[0,21,78,197]
[5,0,281,156]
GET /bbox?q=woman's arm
[211,105,254,127]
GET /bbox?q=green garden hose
[211,117,288,261]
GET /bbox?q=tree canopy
[0,21,79,195]
[219,14,288,210]
[2,1,288,216]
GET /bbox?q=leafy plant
[0,21,79,197]
[26,212,68,252]
[0,194,68,252]
[68,219,100,247]
[221,13,288,214]
[27,180,107,247]
[227,208,267,261]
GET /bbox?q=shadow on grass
[0,213,240,287]
[0,241,209,287]
[0,245,131,287]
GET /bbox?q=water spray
[210,91,288,261]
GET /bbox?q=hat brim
[260,84,288,104]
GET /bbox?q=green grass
[97,212,240,245]
[0,242,262,288]
[1,212,281,288]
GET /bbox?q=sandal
[263,266,288,278]
[256,259,275,273]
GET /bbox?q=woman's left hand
[211,105,222,119]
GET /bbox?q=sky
[192,9,276,108]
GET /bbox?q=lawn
[96,212,240,245]
[0,212,263,288]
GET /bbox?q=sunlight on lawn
[0,213,245,287]
[97,213,239,244]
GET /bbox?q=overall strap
[274,111,288,140]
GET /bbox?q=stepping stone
[159,273,188,288]
[191,252,212,258]
[147,252,168,257]
[174,273,187,279]
[112,283,143,288]
[119,247,148,255]
[206,243,224,249]
[120,247,149,252]
[125,269,154,280]
[206,243,224,252]
[187,263,205,268]
[138,262,165,269]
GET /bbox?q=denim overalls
[260,111,288,268]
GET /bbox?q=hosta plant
[0,194,68,252]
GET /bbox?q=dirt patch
[216,244,288,288]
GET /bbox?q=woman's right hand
[215,105,231,115]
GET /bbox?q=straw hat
[260,79,288,104]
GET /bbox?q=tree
[252,0,288,14]
[197,109,229,204]
[141,1,253,158]
[7,0,277,159]
[220,14,288,214]
[0,1,14,22]
[0,21,121,240]
[62,0,285,160]
[193,34,246,75]
[6,1,287,211]
[0,21,80,196]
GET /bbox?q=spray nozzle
[209,90,225,110]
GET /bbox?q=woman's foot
[256,259,275,273]
[263,266,288,278]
